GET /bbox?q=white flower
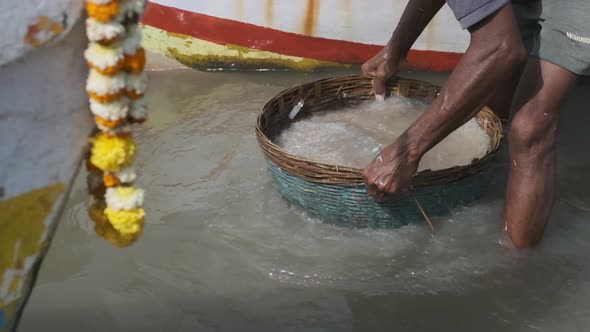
[105,186,144,211]
[90,98,129,120]
[129,97,148,120]
[126,72,148,94]
[118,0,146,19]
[114,0,146,22]
[86,18,125,43]
[122,24,142,55]
[126,0,146,13]
[84,43,125,70]
[116,167,137,183]
[130,0,147,14]
[87,69,127,95]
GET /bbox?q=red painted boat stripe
[142,2,462,71]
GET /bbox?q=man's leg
[487,0,542,121]
[487,66,525,120]
[503,58,578,248]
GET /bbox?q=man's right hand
[360,0,445,99]
[361,44,403,100]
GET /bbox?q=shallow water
[20,69,590,332]
[277,97,490,170]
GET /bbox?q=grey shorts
[446,0,590,75]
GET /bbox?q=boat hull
[0,6,89,331]
[140,0,469,71]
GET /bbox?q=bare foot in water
[498,224,516,249]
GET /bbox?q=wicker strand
[412,194,434,234]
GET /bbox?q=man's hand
[361,0,445,100]
[362,135,419,201]
[361,44,403,100]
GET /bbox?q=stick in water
[412,194,434,234]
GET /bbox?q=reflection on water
[19,70,590,332]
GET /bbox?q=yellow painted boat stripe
[141,24,348,71]
[0,183,65,331]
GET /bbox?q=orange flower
[103,173,121,187]
[126,90,144,99]
[86,1,120,23]
[88,90,125,103]
[125,48,146,73]
[95,115,125,128]
[87,59,125,76]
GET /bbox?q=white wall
[150,0,469,52]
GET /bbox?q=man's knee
[509,103,558,156]
[496,39,527,70]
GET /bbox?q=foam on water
[276,96,491,170]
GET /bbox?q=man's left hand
[362,137,419,201]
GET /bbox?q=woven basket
[256,75,503,227]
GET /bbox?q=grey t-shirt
[446,0,590,75]
[446,0,510,29]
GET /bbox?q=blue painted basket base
[266,160,496,228]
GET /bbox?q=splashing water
[276,97,491,170]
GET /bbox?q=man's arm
[362,0,446,98]
[390,0,447,60]
[407,5,525,158]
[363,4,526,199]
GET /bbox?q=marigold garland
[85,0,148,247]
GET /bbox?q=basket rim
[256,74,504,187]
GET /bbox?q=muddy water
[20,69,590,332]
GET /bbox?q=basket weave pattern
[256,75,503,227]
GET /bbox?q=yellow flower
[104,207,145,236]
[95,218,142,248]
[89,133,135,172]
[89,200,142,247]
